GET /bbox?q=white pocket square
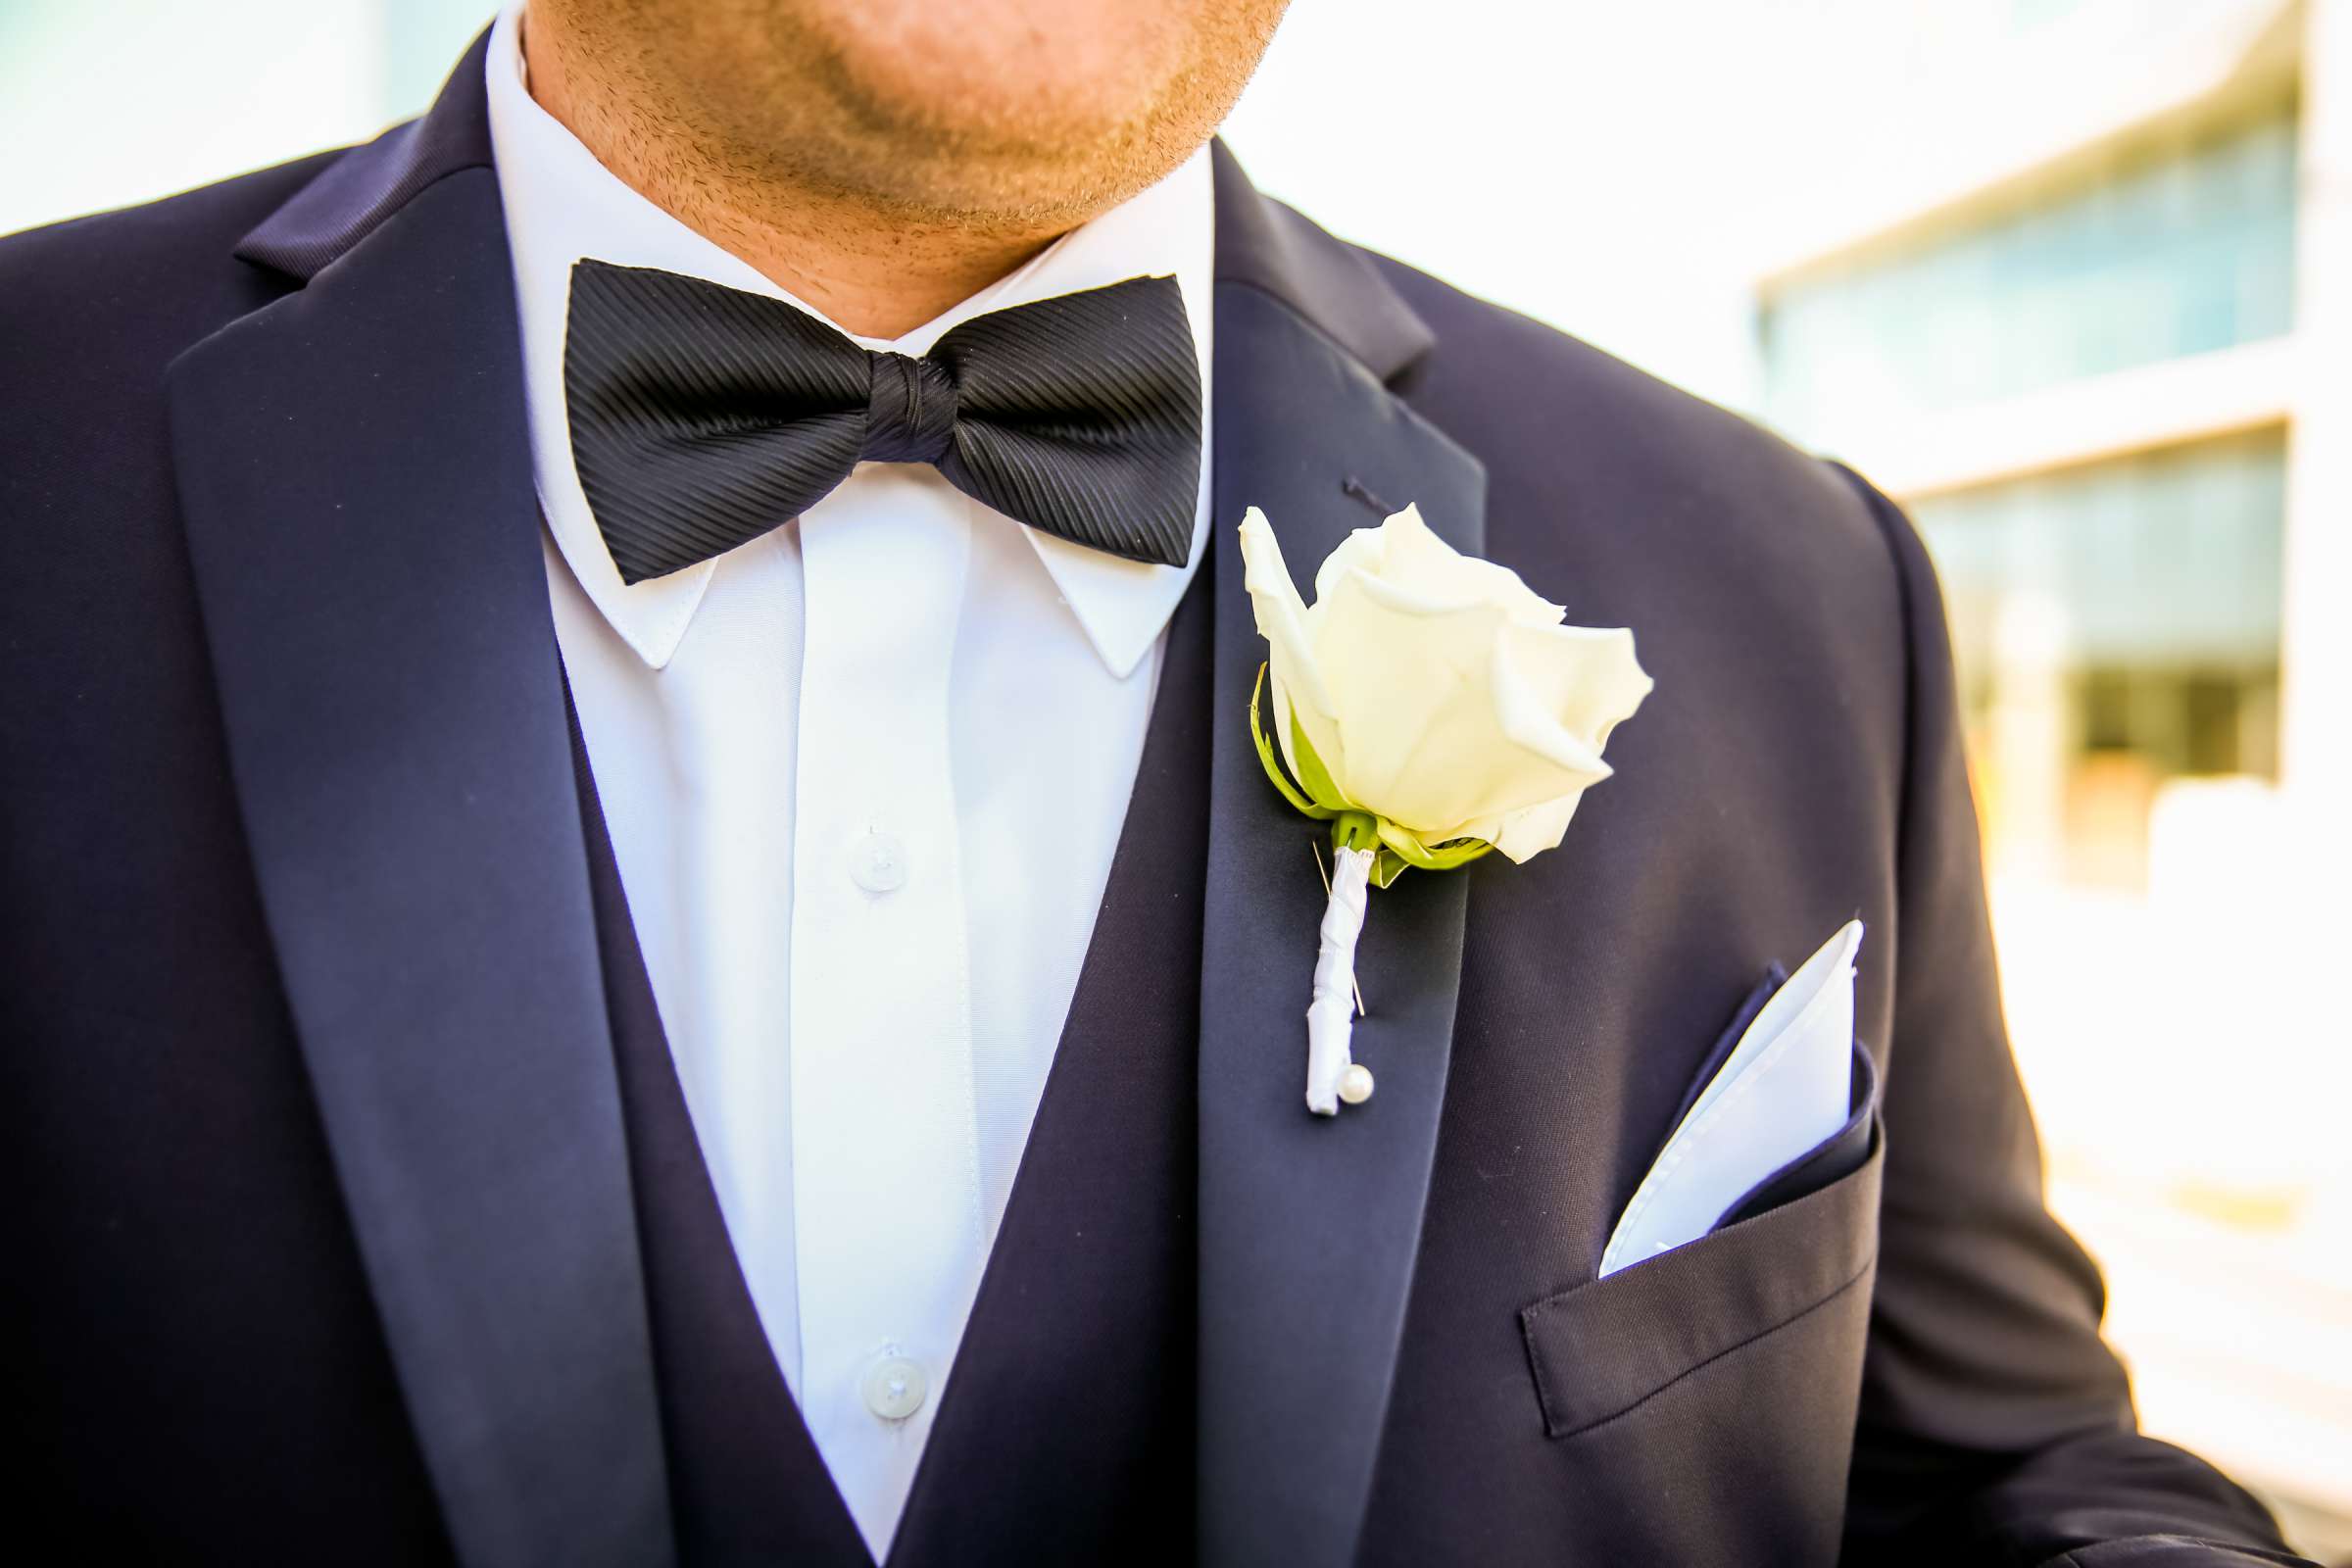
[1598,921,1864,1279]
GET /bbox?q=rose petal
[1490,794,1584,862]
[1320,505,1565,627]
[1238,508,1348,785]
[1310,566,1599,832]
[1488,621,1651,792]
[1499,621,1655,753]
[1307,523,1391,621]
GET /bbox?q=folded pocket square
[1719,1045,1878,1229]
[1598,922,1864,1278]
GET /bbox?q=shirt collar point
[580,556,712,671]
[1024,524,1202,681]
[1088,617,1164,683]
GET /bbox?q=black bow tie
[562,260,1202,584]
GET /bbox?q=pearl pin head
[1338,1063,1375,1105]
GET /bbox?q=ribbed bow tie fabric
[562,260,1203,584]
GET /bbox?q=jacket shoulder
[1367,247,1916,656]
[1371,251,1886,558]
[0,149,338,275]
[0,152,348,518]
[0,152,340,378]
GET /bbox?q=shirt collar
[483,3,1213,676]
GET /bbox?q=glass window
[1912,428,2286,891]
[1759,107,2298,443]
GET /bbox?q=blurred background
[5,0,2345,1554]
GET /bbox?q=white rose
[1239,503,1652,865]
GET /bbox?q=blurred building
[1757,0,2352,1552]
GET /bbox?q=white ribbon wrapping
[1305,845,1377,1114]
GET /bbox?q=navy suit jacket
[0,35,2309,1568]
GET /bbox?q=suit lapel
[168,41,672,1568]
[1200,147,1487,1568]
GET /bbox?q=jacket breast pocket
[1518,1038,1884,1443]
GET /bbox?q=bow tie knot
[862,350,959,466]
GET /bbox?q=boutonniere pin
[1239,504,1653,1115]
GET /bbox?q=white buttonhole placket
[788,474,988,1556]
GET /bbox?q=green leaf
[1250,663,1335,821]
[1287,711,1354,813]
[1376,816,1497,873]
[1416,838,1498,872]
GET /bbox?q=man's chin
[688,0,1268,219]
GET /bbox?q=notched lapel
[1199,165,1488,1567]
[168,151,671,1566]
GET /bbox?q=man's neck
[522,16,1063,340]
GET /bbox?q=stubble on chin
[534,0,1284,233]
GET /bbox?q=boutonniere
[1239,504,1653,1115]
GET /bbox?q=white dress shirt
[483,7,1213,1554]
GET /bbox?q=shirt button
[861,1353,928,1421]
[849,830,908,893]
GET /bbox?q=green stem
[1332,810,1381,853]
